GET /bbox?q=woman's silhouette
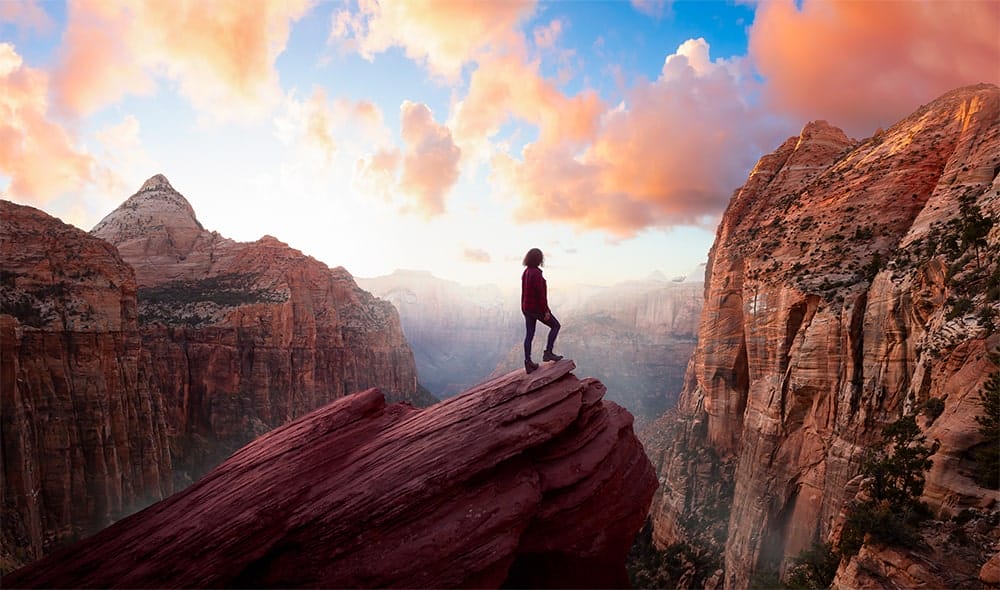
[521,248,562,374]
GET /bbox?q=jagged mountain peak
[91,174,203,246]
[139,173,174,192]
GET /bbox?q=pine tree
[974,351,1000,489]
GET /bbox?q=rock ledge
[5,360,657,589]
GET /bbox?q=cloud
[399,101,461,216]
[492,38,792,236]
[92,114,157,202]
[355,147,401,201]
[463,247,492,263]
[0,0,55,35]
[631,0,672,19]
[330,0,535,79]
[533,19,563,50]
[275,87,390,167]
[749,0,1000,136]
[452,53,604,147]
[54,0,313,120]
[0,42,94,203]
[353,101,461,217]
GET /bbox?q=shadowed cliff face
[91,176,426,485]
[5,360,658,589]
[645,84,1000,589]
[0,201,173,568]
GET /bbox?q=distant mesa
[4,361,657,589]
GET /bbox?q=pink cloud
[0,43,94,203]
[492,38,791,236]
[533,19,563,50]
[453,53,603,147]
[0,0,55,35]
[53,0,313,119]
[631,0,672,20]
[749,0,1000,137]
[399,101,461,216]
[355,148,401,201]
[276,87,392,173]
[330,0,535,79]
[354,101,461,216]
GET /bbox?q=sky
[1,0,998,288]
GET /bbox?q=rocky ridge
[0,201,172,568]
[645,84,1000,588]
[90,177,427,485]
[5,361,658,589]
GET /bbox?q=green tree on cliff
[838,415,937,557]
[974,350,1000,489]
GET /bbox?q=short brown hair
[523,248,543,268]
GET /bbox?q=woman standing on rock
[521,248,562,374]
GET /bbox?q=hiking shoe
[542,351,563,362]
[525,359,539,374]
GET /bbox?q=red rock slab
[5,359,657,589]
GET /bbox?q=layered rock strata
[646,84,1000,588]
[91,175,426,484]
[0,201,172,567]
[5,361,657,589]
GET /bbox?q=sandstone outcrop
[5,360,658,589]
[0,201,172,568]
[91,176,427,484]
[645,84,1000,588]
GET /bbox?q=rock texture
[494,275,704,419]
[0,201,172,568]
[5,360,658,589]
[91,176,427,484]
[357,270,521,397]
[645,84,1000,588]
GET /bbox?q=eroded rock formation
[0,201,172,567]
[91,176,427,484]
[5,360,657,589]
[645,84,1000,588]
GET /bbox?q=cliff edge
[5,360,658,588]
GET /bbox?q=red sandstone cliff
[5,360,657,589]
[645,84,1000,588]
[90,175,427,485]
[0,201,172,570]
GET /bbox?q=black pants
[524,311,560,361]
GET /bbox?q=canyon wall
[0,201,172,568]
[645,84,1000,588]
[91,175,427,484]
